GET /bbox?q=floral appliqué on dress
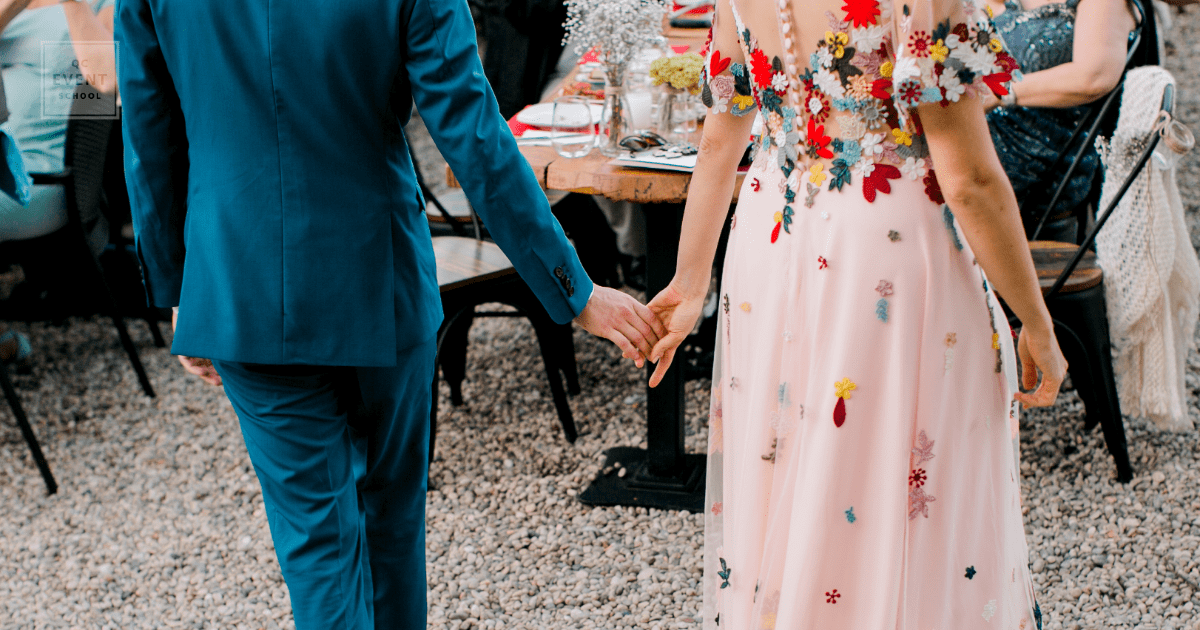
[701,0,1019,240]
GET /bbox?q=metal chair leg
[521,304,578,443]
[0,368,57,494]
[441,310,475,406]
[146,316,167,348]
[83,244,156,397]
[1048,286,1132,482]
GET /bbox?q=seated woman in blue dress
[0,0,116,253]
[980,0,1140,239]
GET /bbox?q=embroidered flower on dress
[861,132,886,157]
[908,485,936,519]
[813,47,835,69]
[807,93,831,121]
[938,68,967,102]
[750,49,775,87]
[825,589,842,603]
[859,103,886,129]
[982,599,998,621]
[929,39,950,63]
[711,502,723,515]
[875,280,894,297]
[888,230,901,242]
[909,31,932,56]
[771,72,790,92]
[848,75,874,100]
[897,156,922,180]
[909,468,927,486]
[833,377,856,427]
[851,23,888,52]
[965,565,977,579]
[809,163,827,185]
[813,68,846,99]
[824,31,850,58]
[912,430,936,465]
[845,506,856,523]
[892,128,913,146]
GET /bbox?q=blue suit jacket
[116,0,593,366]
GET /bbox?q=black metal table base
[577,447,706,513]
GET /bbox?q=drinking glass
[551,96,596,158]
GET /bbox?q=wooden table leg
[578,202,705,513]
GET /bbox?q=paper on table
[610,150,697,173]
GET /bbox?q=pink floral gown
[699,0,1044,627]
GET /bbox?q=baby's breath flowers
[564,0,667,84]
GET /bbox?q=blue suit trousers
[213,338,436,630]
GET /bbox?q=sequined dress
[699,0,1043,627]
[985,0,1097,230]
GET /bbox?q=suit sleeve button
[554,266,565,278]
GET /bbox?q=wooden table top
[447,24,748,205]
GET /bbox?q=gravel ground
[1,7,1199,629]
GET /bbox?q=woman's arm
[61,0,117,94]
[920,95,1066,406]
[647,110,755,387]
[983,0,1135,110]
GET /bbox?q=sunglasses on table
[618,131,669,152]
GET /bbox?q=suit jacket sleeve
[116,0,188,308]
[403,0,593,324]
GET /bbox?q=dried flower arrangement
[649,52,705,94]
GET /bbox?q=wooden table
[447,26,720,512]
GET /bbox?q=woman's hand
[646,282,706,388]
[1014,322,1067,407]
[575,286,666,368]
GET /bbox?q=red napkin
[673,2,713,15]
[671,44,691,53]
[508,113,533,138]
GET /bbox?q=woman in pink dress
[647,0,1068,626]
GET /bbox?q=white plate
[516,102,602,128]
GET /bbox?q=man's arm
[402,0,663,363]
[115,0,188,309]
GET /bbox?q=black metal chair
[429,236,582,467]
[1012,83,1177,484]
[1001,0,1161,483]
[24,86,157,397]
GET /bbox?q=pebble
[1,8,1199,628]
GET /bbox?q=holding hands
[575,286,668,369]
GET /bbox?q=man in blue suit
[116,0,664,627]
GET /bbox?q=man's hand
[574,287,666,368]
[172,308,222,386]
